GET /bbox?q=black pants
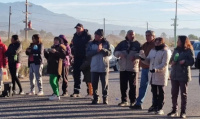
[91,72,108,100]
[120,71,138,103]
[73,58,84,94]
[171,80,188,112]
[58,65,69,94]
[151,84,165,110]
[9,62,22,92]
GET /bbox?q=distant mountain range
[0,2,199,37]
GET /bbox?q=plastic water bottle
[174,53,179,62]
[33,45,38,50]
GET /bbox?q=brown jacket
[140,40,155,69]
[44,44,66,76]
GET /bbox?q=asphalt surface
[0,69,200,119]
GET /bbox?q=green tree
[188,34,198,40]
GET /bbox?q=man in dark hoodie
[70,23,92,97]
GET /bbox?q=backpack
[195,52,200,69]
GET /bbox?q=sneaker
[148,105,157,113]
[37,91,44,96]
[61,93,68,96]
[49,94,60,101]
[118,102,129,107]
[156,109,164,115]
[180,112,186,118]
[70,93,80,97]
[167,110,179,117]
[103,97,108,105]
[19,91,25,95]
[26,91,35,95]
[130,104,143,110]
[91,99,100,104]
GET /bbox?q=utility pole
[147,22,148,30]
[174,0,178,47]
[25,0,28,41]
[103,18,105,37]
[8,6,11,41]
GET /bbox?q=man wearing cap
[114,30,141,107]
[86,29,111,104]
[70,23,92,97]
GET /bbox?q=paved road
[0,69,200,119]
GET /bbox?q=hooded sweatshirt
[0,37,8,68]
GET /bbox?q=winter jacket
[71,29,92,58]
[86,39,111,72]
[170,48,194,82]
[140,40,155,69]
[0,37,8,68]
[63,44,71,66]
[25,43,44,67]
[114,39,141,72]
[44,44,66,76]
[142,46,171,86]
[5,41,22,64]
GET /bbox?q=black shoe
[70,93,80,97]
[167,110,179,117]
[130,104,143,110]
[103,97,108,105]
[148,105,157,113]
[118,102,129,107]
[180,112,186,118]
[92,99,100,104]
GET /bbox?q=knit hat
[59,34,68,44]
[95,29,104,36]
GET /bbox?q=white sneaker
[49,94,60,101]
[26,91,35,95]
[156,109,164,115]
[37,91,44,96]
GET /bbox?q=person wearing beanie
[58,34,71,96]
[5,35,24,95]
[114,30,141,107]
[26,34,44,96]
[0,36,8,91]
[86,29,111,104]
[167,36,194,118]
[70,23,92,97]
[44,37,66,101]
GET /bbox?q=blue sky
[2,0,200,29]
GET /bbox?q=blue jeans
[136,68,149,105]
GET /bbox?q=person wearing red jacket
[0,36,8,90]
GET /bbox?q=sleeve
[154,50,171,72]
[170,49,176,64]
[3,44,8,66]
[25,44,32,56]
[15,42,22,55]
[114,42,122,58]
[53,45,66,59]
[66,44,71,56]
[100,42,112,57]
[86,42,98,58]
[141,50,152,65]
[184,49,195,66]
[44,51,49,59]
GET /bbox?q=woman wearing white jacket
[140,37,171,115]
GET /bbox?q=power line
[178,3,200,15]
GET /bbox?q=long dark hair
[32,34,42,44]
[178,35,193,50]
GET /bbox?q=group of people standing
[0,23,195,118]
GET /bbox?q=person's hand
[179,60,185,65]
[51,48,56,53]
[97,43,102,52]
[150,69,155,73]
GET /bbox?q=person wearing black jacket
[26,34,44,96]
[70,23,92,97]
[5,35,24,95]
